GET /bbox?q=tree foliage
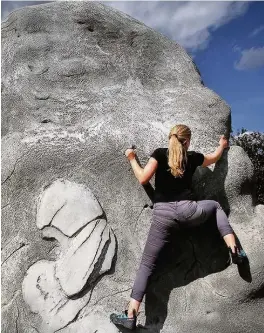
[231,130,264,205]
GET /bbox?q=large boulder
[2,2,263,333]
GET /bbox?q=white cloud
[249,25,264,38]
[104,1,249,50]
[235,47,264,70]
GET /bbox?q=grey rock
[2,2,264,333]
[42,226,71,252]
[55,219,111,297]
[1,234,29,267]
[58,312,119,333]
[21,179,116,332]
[37,179,103,236]
[99,229,116,275]
[22,260,92,333]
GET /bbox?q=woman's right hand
[219,135,229,149]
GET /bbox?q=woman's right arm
[125,148,158,185]
[202,135,228,167]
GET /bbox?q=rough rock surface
[55,219,110,297]
[21,179,116,332]
[22,260,92,332]
[37,179,103,236]
[1,2,264,333]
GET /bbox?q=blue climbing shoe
[110,310,137,330]
[229,246,248,265]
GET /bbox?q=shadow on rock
[234,234,252,283]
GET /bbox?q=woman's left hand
[125,148,136,160]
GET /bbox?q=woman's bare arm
[125,149,158,185]
[202,135,228,167]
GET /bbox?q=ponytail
[168,125,191,177]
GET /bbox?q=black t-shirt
[150,148,204,203]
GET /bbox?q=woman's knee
[215,201,223,210]
[196,200,223,221]
[207,200,223,210]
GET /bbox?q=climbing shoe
[229,246,248,265]
[110,310,137,330]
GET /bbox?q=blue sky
[193,2,264,133]
[2,1,264,133]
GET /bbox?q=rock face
[21,180,115,332]
[36,179,104,236]
[1,2,264,333]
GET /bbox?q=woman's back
[151,148,204,203]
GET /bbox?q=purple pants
[131,200,234,302]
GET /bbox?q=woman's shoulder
[155,147,168,155]
[150,147,168,160]
[187,151,204,166]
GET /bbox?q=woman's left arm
[125,148,158,185]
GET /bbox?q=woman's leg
[194,200,236,252]
[193,200,248,263]
[128,202,179,317]
[176,200,236,252]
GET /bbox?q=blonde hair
[168,124,191,177]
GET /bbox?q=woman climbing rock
[110,124,247,330]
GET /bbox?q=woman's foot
[110,310,137,330]
[229,246,248,265]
